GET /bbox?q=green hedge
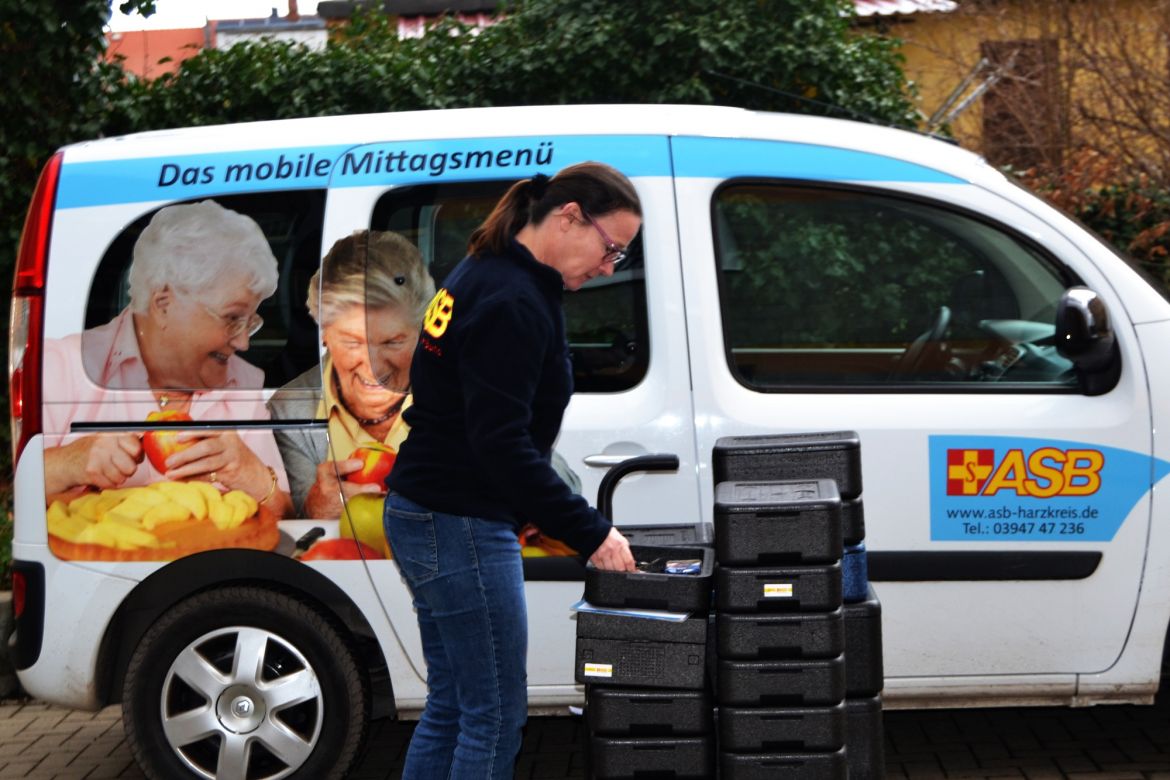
[1017,149,1170,295]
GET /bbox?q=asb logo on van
[930,436,1170,542]
[945,447,1103,498]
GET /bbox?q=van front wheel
[122,586,368,780]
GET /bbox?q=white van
[10,104,1170,778]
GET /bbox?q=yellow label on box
[583,663,613,678]
[764,583,794,598]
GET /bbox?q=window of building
[982,38,1066,169]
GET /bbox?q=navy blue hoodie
[387,239,612,558]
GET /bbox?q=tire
[122,586,368,780]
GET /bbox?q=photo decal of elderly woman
[268,229,585,561]
[41,200,293,561]
[268,230,434,559]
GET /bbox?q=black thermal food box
[717,657,846,707]
[714,480,843,565]
[585,544,714,613]
[590,735,714,779]
[576,610,707,690]
[713,431,862,500]
[586,687,712,737]
[715,563,843,614]
[716,610,845,661]
[841,497,865,547]
[844,586,884,698]
[845,695,885,780]
[719,748,847,780]
[618,523,714,548]
[718,703,846,753]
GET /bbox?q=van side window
[713,184,1079,390]
[372,181,649,393]
[84,191,326,390]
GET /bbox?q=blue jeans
[383,492,528,780]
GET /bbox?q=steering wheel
[571,327,638,377]
[889,305,951,380]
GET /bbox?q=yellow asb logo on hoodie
[423,288,455,338]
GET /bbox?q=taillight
[12,570,25,620]
[9,151,60,464]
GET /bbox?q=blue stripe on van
[56,145,354,209]
[55,134,961,209]
[671,136,965,184]
[55,136,671,209]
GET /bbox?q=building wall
[104,28,206,79]
[895,0,1167,167]
[216,29,328,51]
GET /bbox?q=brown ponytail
[467,162,642,257]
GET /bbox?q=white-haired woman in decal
[42,199,292,517]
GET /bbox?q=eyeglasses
[202,304,263,338]
[584,213,629,268]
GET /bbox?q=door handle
[583,454,637,468]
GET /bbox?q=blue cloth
[843,543,869,604]
[387,238,612,558]
[383,491,528,780]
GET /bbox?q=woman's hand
[164,430,294,517]
[588,527,636,572]
[44,433,143,494]
[164,430,266,489]
[304,458,385,519]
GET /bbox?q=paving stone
[903,758,947,778]
[1024,770,1068,780]
[83,758,145,779]
[1057,755,1103,774]
[2,698,1170,778]
[0,737,38,758]
[0,758,48,777]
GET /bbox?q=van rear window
[371,181,650,393]
[82,191,326,391]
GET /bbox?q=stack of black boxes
[575,542,716,779]
[574,432,883,779]
[714,432,884,779]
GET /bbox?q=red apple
[300,538,384,561]
[143,410,194,473]
[345,444,397,484]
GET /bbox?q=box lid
[714,431,860,455]
[715,479,841,511]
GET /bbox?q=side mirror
[1055,286,1120,395]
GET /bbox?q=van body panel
[881,673,1079,709]
[15,106,1170,722]
[324,141,698,687]
[670,137,1155,687]
[1076,320,1170,699]
[10,550,134,709]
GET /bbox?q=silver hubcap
[216,685,266,734]
[161,626,323,780]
